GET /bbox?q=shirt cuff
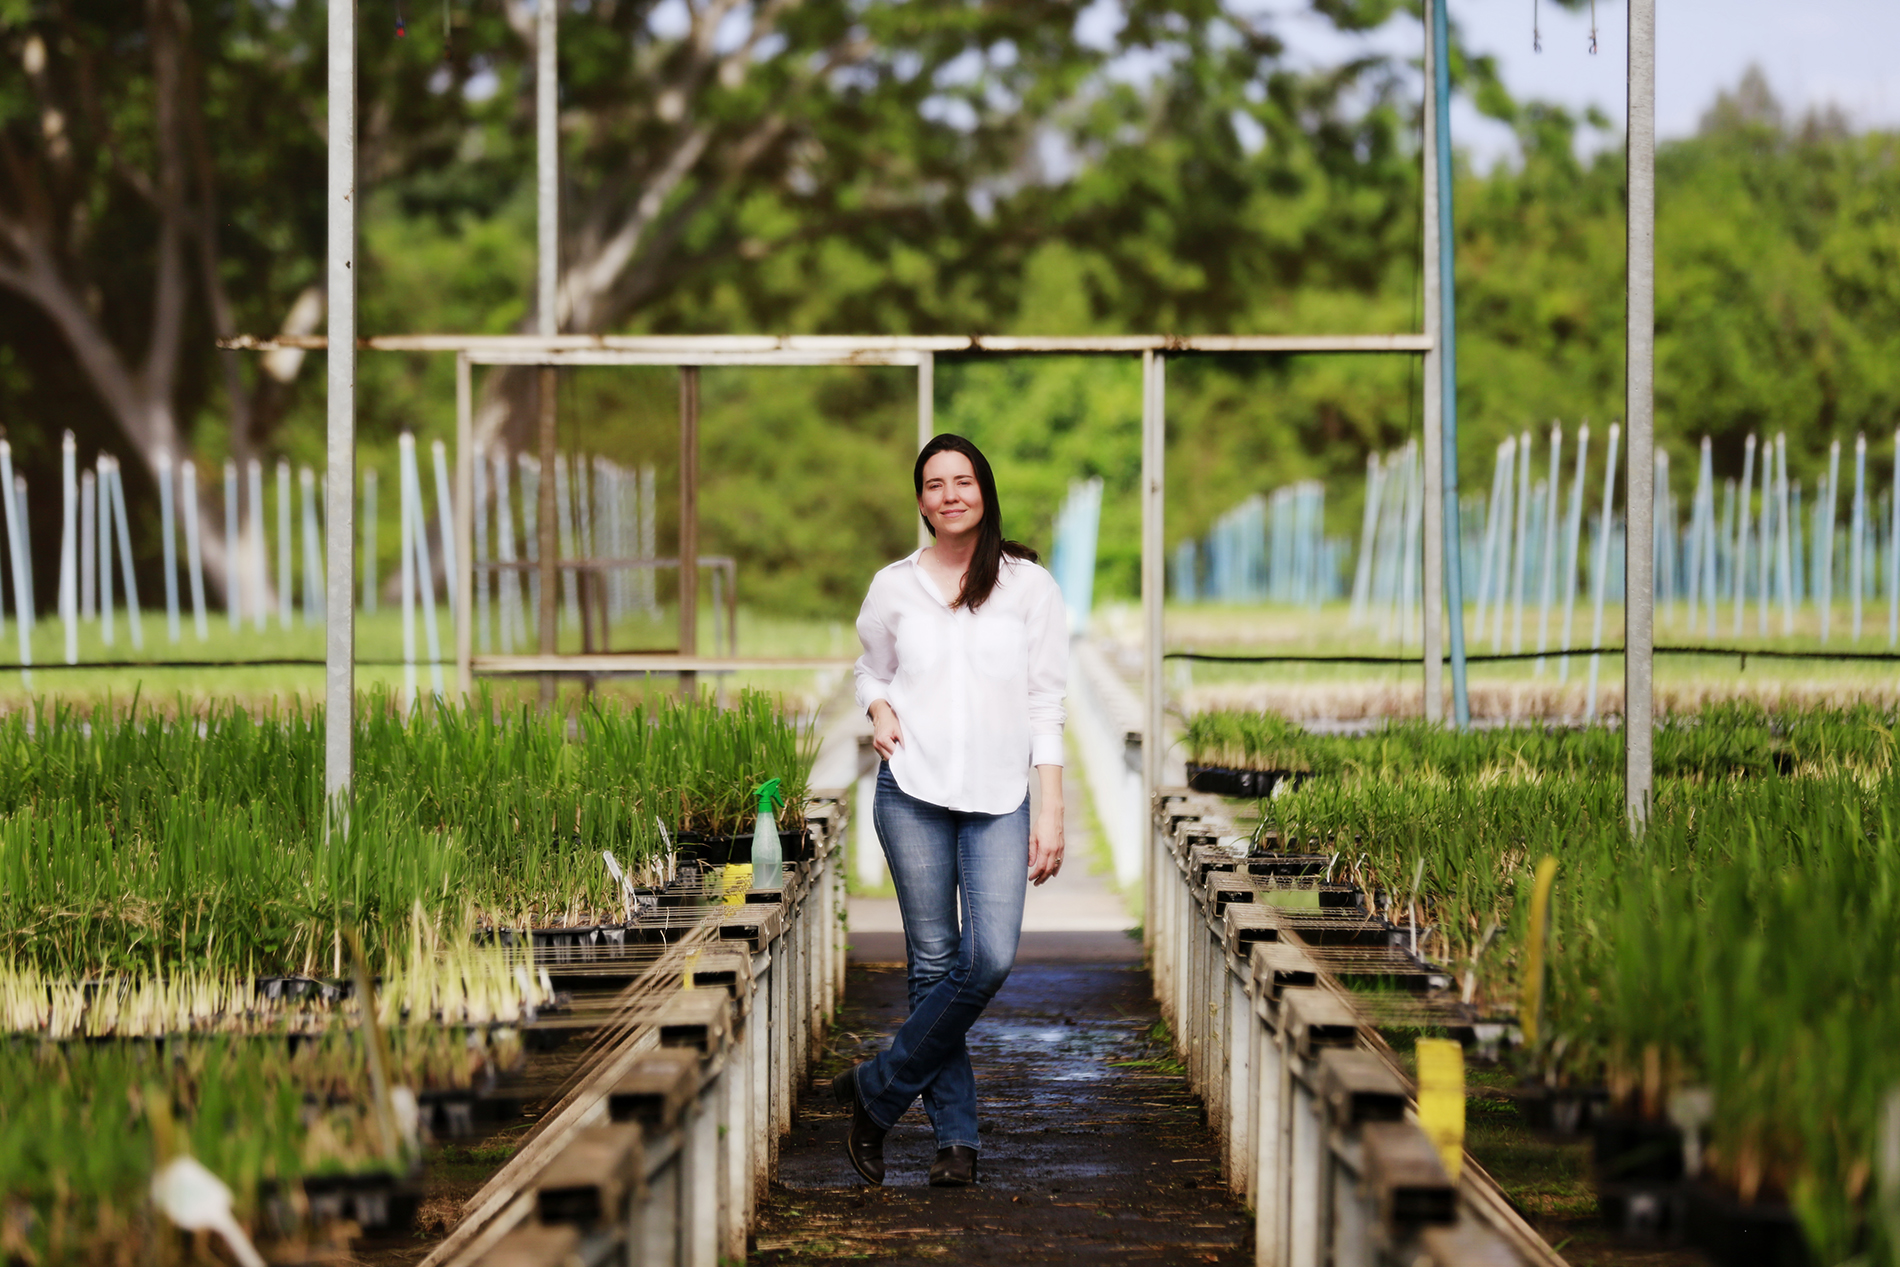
[1031,733,1065,768]
[857,681,891,712]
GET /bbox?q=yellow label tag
[682,948,700,991]
[721,863,752,906]
[1416,1038,1465,1183]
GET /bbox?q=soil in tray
[1461,1072,1708,1267]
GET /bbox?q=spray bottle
[749,777,785,891]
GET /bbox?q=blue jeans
[857,762,1028,1151]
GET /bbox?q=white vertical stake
[473,445,491,654]
[402,434,445,698]
[1141,350,1166,809]
[1350,453,1382,627]
[554,455,578,631]
[100,460,116,645]
[1491,437,1516,654]
[431,438,458,612]
[1851,432,1867,642]
[1558,425,1588,683]
[1775,434,1794,635]
[224,460,240,629]
[1733,435,1755,636]
[639,463,657,617]
[400,435,418,709]
[361,469,378,613]
[1757,438,1773,637]
[492,452,520,653]
[1820,439,1841,644]
[107,459,143,650]
[1586,424,1621,721]
[80,470,96,623]
[0,442,31,687]
[247,458,266,632]
[1890,429,1899,648]
[1510,430,1531,654]
[60,432,78,663]
[276,460,292,630]
[301,466,323,625]
[181,461,209,640]
[1535,424,1562,673]
[157,447,179,644]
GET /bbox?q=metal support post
[1428,0,1470,728]
[535,0,558,706]
[917,351,934,550]
[324,0,356,811]
[455,353,474,698]
[1419,0,1444,724]
[1141,351,1166,915]
[1624,0,1656,826]
[679,367,700,697]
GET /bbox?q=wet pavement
[752,960,1253,1265]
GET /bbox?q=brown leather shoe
[830,1065,886,1185]
[928,1145,978,1187]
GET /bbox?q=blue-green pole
[1430,0,1470,727]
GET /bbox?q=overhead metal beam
[221,333,1433,356]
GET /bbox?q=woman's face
[918,450,985,542]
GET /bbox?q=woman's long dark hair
[914,433,1037,612]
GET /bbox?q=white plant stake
[0,442,31,686]
[80,468,96,623]
[492,451,521,653]
[60,432,78,663]
[1732,434,1755,636]
[223,460,240,630]
[1891,429,1899,649]
[1559,425,1589,683]
[100,459,115,646]
[431,439,458,611]
[1511,429,1531,654]
[362,468,379,613]
[1585,424,1620,721]
[401,434,444,698]
[1819,438,1841,644]
[1534,424,1561,674]
[276,460,293,631]
[107,458,143,650]
[1775,433,1794,635]
[1851,432,1867,642]
[180,461,209,639]
[246,458,266,632]
[400,440,417,710]
[300,465,323,625]
[158,447,180,644]
[473,445,491,653]
[1757,436,1774,637]
[150,1155,266,1267]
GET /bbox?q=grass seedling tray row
[1186,702,1900,1266]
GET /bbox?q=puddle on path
[755,963,1252,1265]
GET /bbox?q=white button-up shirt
[853,550,1067,814]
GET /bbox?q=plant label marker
[1415,1038,1465,1183]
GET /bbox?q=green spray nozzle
[752,778,784,814]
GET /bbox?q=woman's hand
[869,700,903,761]
[1028,765,1064,886]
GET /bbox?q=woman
[833,433,1068,1188]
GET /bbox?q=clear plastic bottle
[748,777,784,891]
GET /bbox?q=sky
[1227,0,1900,167]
